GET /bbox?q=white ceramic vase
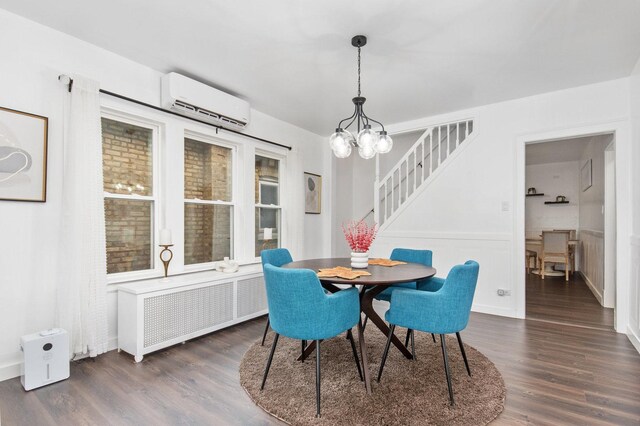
[351,251,369,269]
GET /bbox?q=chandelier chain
[357,46,361,97]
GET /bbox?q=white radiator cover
[117,268,267,362]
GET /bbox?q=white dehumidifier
[20,328,70,391]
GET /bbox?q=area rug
[239,328,505,425]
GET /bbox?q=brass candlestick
[159,244,174,278]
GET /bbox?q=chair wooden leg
[260,333,279,390]
[440,334,454,405]
[301,340,306,362]
[377,324,396,383]
[541,260,545,280]
[404,329,411,348]
[431,333,436,343]
[346,330,363,381]
[410,329,416,361]
[565,258,569,282]
[456,332,471,376]
[261,318,270,346]
[315,339,321,418]
[362,315,368,332]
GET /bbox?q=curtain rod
[57,75,292,151]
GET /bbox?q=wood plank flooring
[526,272,614,330]
[1,312,638,425]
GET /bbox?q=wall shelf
[544,201,569,204]
[526,193,545,197]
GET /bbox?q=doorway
[523,133,616,330]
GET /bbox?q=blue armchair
[377,260,479,405]
[260,264,362,417]
[364,248,435,349]
[260,248,293,346]
[374,248,433,302]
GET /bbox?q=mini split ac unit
[161,72,250,130]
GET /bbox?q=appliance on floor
[20,328,70,391]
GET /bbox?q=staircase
[375,119,475,229]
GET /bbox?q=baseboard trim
[578,271,604,305]
[627,327,640,354]
[471,303,518,318]
[0,361,21,383]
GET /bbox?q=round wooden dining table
[282,257,436,394]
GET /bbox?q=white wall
[576,134,611,303]
[337,77,634,326]
[628,57,640,352]
[578,135,611,233]
[525,161,580,237]
[0,9,332,381]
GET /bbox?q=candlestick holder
[159,244,174,279]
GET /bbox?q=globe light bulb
[329,129,346,150]
[358,144,376,159]
[333,141,352,158]
[374,131,393,154]
[357,125,376,149]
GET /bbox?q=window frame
[182,131,238,272]
[102,109,163,284]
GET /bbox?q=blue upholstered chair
[260,248,293,346]
[374,248,433,302]
[377,260,479,405]
[364,248,435,349]
[260,264,362,417]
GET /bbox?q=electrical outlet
[497,289,511,296]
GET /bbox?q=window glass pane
[185,203,232,265]
[105,198,153,274]
[185,138,232,202]
[255,155,279,204]
[260,183,278,205]
[102,118,153,196]
[255,207,280,257]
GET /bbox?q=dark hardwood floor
[1,312,639,425]
[526,271,615,330]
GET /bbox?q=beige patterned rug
[240,327,505,425]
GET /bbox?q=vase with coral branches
[342,221,378,268]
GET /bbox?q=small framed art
[581,158,592,192]
[0,106,48,202]
[304,172,321,214]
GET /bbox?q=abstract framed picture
[304,172,321,214]
[581,158,592,192]
[0,106,48,202]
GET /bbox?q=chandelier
[329,35,393,159]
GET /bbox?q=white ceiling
[2,0,640,135]
[525,134,610,165]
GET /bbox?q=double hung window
[102,117,156,275]
[184,137,234,265]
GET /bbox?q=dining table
[282,257,437,394]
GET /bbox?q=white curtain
[286,147,305,259]
[57,76,108,358]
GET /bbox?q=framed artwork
[0,106,48,202]
[581,158,592,192]
[304,172,321,214]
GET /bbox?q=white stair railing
[374,119,474,227]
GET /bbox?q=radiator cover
[118,270,266,362]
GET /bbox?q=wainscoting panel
[579,229,604,304]
[372,232,516,317]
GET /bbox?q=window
[184,137,234,265]
[255,154,280,256]
[102,117,155,274]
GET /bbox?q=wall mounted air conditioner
[161,72,250,130]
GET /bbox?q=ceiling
[525,134,611,165]
[2,0,640,135]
